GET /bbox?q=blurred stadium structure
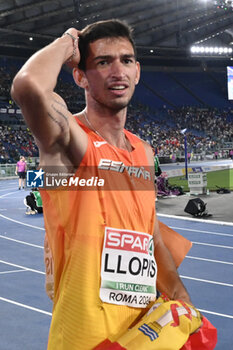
[1,0,233,66]
[0,0,233,170]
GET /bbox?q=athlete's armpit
[47,111,66,132]
[47,100,69,132]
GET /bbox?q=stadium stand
[0,58,232,164]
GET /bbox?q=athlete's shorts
[94,295,204,350]
[18,171,26,179]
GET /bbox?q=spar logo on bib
[105,228,151,254]
[148,238,154,256]
[100,227,157,308]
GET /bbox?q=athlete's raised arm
[11,28,87,157]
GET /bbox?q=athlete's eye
[97,60,108,66]
[123,58,133,64]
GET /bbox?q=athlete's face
[83,37,140,111]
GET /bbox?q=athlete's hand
[178,299,203,334]
[62,28,81,69]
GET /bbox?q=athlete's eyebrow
[93,54,136,61]
[93,55,111,61]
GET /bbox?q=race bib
[100,227,157,308]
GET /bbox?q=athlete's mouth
[109,85,127,90]
[108,82,129,91]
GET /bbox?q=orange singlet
[41,119,157,349]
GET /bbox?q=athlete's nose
[110,60,126,79]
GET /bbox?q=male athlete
[11,19,213,350]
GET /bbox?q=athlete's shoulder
[125,129,151,148]
[141,138,152,148]
[72,113,94,136]
[124,128,144,144]
[72,113,83,127]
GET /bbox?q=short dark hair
[78,19,137,71]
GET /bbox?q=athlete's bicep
[20,91,72,150]
[11,71,71,149]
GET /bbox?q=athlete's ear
[72,68,88,89]
[135,61,141,85]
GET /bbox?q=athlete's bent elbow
[11,72,41,107]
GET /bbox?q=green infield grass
[168,168,233,192]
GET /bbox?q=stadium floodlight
[190,45,233,56]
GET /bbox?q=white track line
[192,241,233,249]
[0,213,45,230]
[0,191,20,198]
[0,260,45,275]
[1,197,28,199]
[3,229,231,250]
[198,308,233,319]
[2,258,232,289]
[0,187,17,192]
[0,297,52,316]
[0,269,28,275]
[7,232,232,265]
[0,297,232,319]
[169,226,233,238]
[0,235,43,249]
[157,213,233,226]
[186,255,233,265]
[181,275,233,287]
[1,210,232,320]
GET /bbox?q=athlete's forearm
[10,30,82,148]
[160,270,192,305]
[11,34,75,104]
[154,239,192,305]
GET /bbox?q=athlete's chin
[107,98,131,111]
[94,94,132,112]
[111,103,129,111]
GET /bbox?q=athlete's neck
[82,107,128,149]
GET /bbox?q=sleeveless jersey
[41,119,156,349]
